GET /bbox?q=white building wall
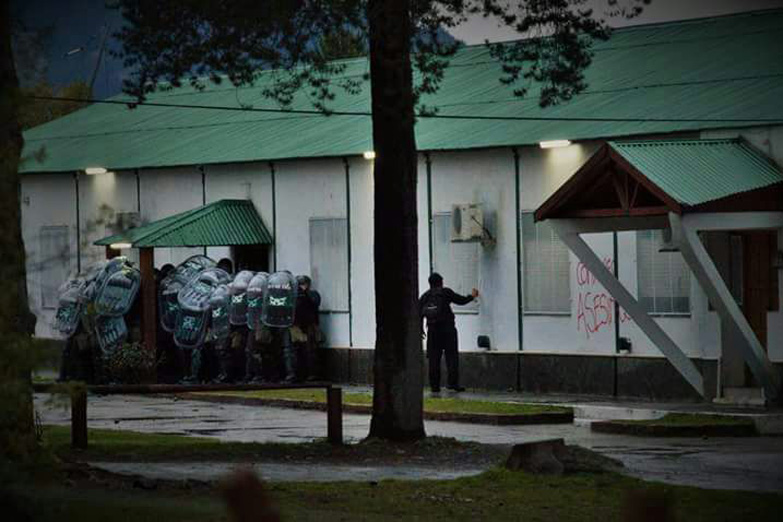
[203,162,274,268]
[137,166,204,267]
[518,141,700,358]
[274,158,350,347]
[617,232,702,359]
[78,169,140,267]
[347,158,376,349]
[24,129,779,369]
[21,173,78,338]
[427,149,518,352]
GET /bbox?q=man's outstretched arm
[445,288,479,306]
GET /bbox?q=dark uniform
[419,286,474,392]
[292,278,321,381]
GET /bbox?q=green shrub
[105,342,156,384]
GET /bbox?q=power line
[25,94,783,125]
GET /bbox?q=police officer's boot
[180,348,201,384]
[283,344,298,383]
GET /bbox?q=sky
[449,0,783,43]
[11,0,783,98]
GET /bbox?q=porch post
[670,212,781,401]
[550,219,705,397]
[139,247,157,357]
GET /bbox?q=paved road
[35,394,783,492]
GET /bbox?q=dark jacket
[294,289,321,328]
[418,287,474,327]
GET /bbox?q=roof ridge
[610,138,741,146]
[141,200,231,244]
[101,9,783,99]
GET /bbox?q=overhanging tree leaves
[1,0,38,461]
[114,0,647,440]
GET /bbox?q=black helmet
[296,275,312,286]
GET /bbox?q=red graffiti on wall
[575,257,632,339]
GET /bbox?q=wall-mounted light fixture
[539,140,572,149]
[363,151,376,160]
[85,167,108,175]
[110,242,133,249]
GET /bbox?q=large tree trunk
[0,0,37,459]
[367,0,425,441]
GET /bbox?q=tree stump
[505,438,566,475]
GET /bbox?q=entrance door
[742,231,779,385]
[232,244,270,273]
[714,231,778,387]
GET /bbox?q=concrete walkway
[419,386,783,434]
[35,392,783,492]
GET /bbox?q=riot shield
[175,255,216,283]
[78,261,108,305]
[159,255,216,332]
[209,284,231,343]
[54,278,85,338]
[246,272,269,331]
[174,267,230,349]
[159,279,184,333]
[261,271,297,328]
[228,270,255,326]
[94,315,128,352]
[91,257,128,295]
[94,262,141,317]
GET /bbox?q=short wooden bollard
[71,387,88,449]
[326,386,343,445]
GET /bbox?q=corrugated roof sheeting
[610,138,783,206]
[21,9,783,174]
[95,199,273,247]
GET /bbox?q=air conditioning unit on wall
[450,204,484,242]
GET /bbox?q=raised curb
[174,393,574,426]
[590,419,758,437]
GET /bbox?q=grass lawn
[14,426,780,521]
[190,389,570,416]
[12,465,783,522]
[42,425,507,466]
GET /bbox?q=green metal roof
[95,199,273,247]
[609,138,783,206]
[21,9,783,174]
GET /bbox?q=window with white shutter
[309,218,349,312]
[39,226,70,309]
[521,213,571,314]
[636,229,691,314]
[432,213,479,311]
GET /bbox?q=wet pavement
[35,393,783,492]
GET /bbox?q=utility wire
[24,94,783,124]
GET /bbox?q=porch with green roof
[536,138,783,404]
[95,199,273,249]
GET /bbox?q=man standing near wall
[419,273,479,394]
